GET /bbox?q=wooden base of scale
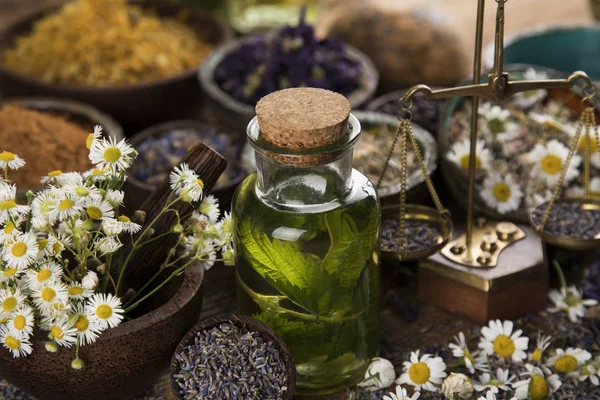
[418,223,548,325]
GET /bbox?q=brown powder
[0,105,91,189]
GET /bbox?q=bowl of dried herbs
[171,314,296,400]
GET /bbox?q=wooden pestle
[119,143,227,290]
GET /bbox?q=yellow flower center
[4,335,20,350]
[3,222,15,234]
[104,147,121,163]
[41,201,54,215]
[578,136,598,154]
[87,206,103,220]
[555,355,578,373]
[37,269,52,282]
[408,362,431,385]
[493,335,515,358]
[96,305,112,320]
[464,348,476,364]
[75,187,90,197]
[58,199,74,211]
[0,200,16,210]
[11,242,26,257]
[86,134,95,149]
[68,286,83,296]
[532,349,542,362]
[53,243,62,255]
[2,297,17,312]
[47,170,62,178]
[41,287,56,302]
[92,168,104,175]
[493,183,511,202]
[0,152,15,162]
[541,154,562,175]
[197,178,205,189]
[38,239,48,250]
[530,375,549,400]
[3,268,16,278]
[75,315,89,332]
[13,315,26,330]
[118,215,130,223]
[51,326,64,340]
[460,155,482,171]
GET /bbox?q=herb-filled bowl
[171,314,296,400]
[0,1,234,131]
[438,65,600,223]
[198,23,379,131]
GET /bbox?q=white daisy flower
[530,113,569,133]
[179,176,204,203]
[105,190,125,208]
[83,167,107,183]
[69,305,102,345]
[441,373,473,399]
[511,69,549,109]
[47,299,72,320]
[87,125,103,149]
[357,357,396,391]
[0,325,31,357]
[40,171,82,187]
[474,368,515,393]
[579,360,600,386]
[32,282,68,314]
[527,140,581,187]
[567,177,600,198]
[546,347,591,377]
[7,306,34,337]
[95,236,123,255]
[0,183,29,224]
[102,216,141,236]
[449,332,481,373]
[4,232,39,269]
[397,350,447,391]
[63,180,101,201]
[67,282,93,300]
[170,163,197,192]
[82,270,99,290]
[575,132,600,169]
[198,195,220,223]
[0,288,26,317]
[48,317,77,348]
[479,103,520,142]
[383,386,420,400]
[547,285,597,322]
[0,220,21,244]
[478,320,529,362]
[0,264,24,283]
[512,364,561,400]
[481,173,523,214]
[0,152,25,171]
[83,198,114,221]
[89,136,137,171]
[216,211,233,244]
[36,235,60,259]
[447,139,492,173]
[529,332,552,363]
[31,190,58,219]
[25,262,62,289]
[85,293,124,330]
[50,193,83,222]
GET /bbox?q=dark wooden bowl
[0,264,204,400]
[170,314,296,400]
[0,2,234,133]
[124,120,250,211]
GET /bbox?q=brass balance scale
[378,0,600,322]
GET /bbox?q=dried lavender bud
[531,201,600,240]
[381,219,442,253]
[173,322,289,400]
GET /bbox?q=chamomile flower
[95,236,123,255]
[527,140,581,187]
[89,136,137,171]
[82,271,99,290]
[579,360,600,386]
[7,306,34,337]
[0,325,31,357]
[87,125,103,149]
[0,220,21,244]
[0,288,26,317]
[48,317,77,348]
[41,171,81,187]
[32,282,68,314]
[513,364,561,400]
[474,368,515,393]
[83,167,107,183]
[67,282,93,300]
[530,113,569,133]
[383,386,420,400]
[547,285,597,322]
[546,347,591,376]
[102,216,141,235]
[358,357,396,391]
[50,193,83,222]
[31,190,57,219]
[479,103,520,142]
[529,332,552,363]
[83,198,114,221]
[481,173,523,214]
[441,373,473,399]
[0,152,25,170]
[69,305,102,345]
[0,183,29,224]
[105,190,125,208]
[4,232,39,269]
[63,180,101,201]
[36,235,60,259]
[85,293,124,330]
[216,211,233,245]
[0,264,24,283]
[511,69,549,109]
[25,262,62,289]
[447,139,492,173]
[479,320,529,362]
[170,163,196,191]
[198,195,220,223]
[449,332,481,373]
[397,350,447,391]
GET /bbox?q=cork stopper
[255,88,351,150]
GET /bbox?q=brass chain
[398,120,409,258]
[584,109,593,196]
[375,122,403,191]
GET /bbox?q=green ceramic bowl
[485,25,600,83]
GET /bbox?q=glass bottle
[225,0,320,34]
[232,90,381,396]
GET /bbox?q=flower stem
[552,260,568,290]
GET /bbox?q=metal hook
[396,96,413,121]
[582,84,597,106]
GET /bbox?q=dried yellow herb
[3,0,213,86]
